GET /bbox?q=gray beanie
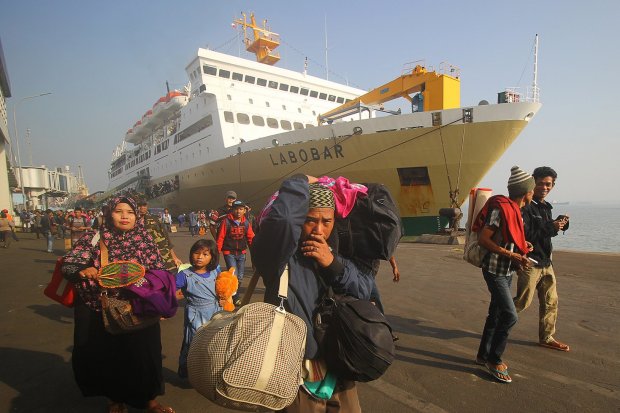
[507,165,535,197]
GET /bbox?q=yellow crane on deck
[318,63,461,124]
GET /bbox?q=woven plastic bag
[187,266,306,411]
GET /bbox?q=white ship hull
[118,102,540,235]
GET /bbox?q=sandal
[539,338,570,352]
[146,404,176,413]
[108,402,128,413]
[485,362,512,383]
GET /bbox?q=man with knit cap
[473,165,534,383]
[252,174,374,412]
[514,166,570,352]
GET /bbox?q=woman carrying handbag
[61,196,175,413]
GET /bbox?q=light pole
[12,92,52,209]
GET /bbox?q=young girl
[176,239,221,378]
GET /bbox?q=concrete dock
[1,229,618,412]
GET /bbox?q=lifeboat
[141,109,155,135]
[124,128,136,144]
[152,95,168,121]
[131,120,146,143]
[153,91,188,121]
[142,109,153,124]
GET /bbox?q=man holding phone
[514,166,570,351]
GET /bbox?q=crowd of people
[2,207,104,252]
[1,164,571,412]
[145,177,179,200]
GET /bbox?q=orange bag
[44,257,75,307]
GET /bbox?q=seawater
[550,203,620,254]
[460,203,620,254]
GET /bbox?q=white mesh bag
[187,266,306,411]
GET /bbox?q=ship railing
[438,61,460,78]
[401,60,427,75]
[318,101,376,125]
[400,60,460,78]
[503,86,541,103]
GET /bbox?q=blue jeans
[477,270,518,364]
[45,231,54,252]
[224,253,246,299]
[369,280,385,314]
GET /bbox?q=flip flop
[485,362,512,383]
[539,339,570,352]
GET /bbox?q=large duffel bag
[187,266,306,412]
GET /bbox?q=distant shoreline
[553,248,620,257]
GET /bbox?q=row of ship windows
[117,109,316,174]
[154,140,169,155]
[192,64,350,104]
[223,111,315,131]
[124,151,151,171]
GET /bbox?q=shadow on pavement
[387,314,479,340]
[0,347,104,412]
[163,367,193,390]
[27,303,74,324]
[393,344,492,380]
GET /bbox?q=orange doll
[215,267,238,311]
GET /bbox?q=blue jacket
[251,174,374,359]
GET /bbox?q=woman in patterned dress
[62,196,175,413]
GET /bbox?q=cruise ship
[107,14,541,235]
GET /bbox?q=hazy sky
[1,0,618,203]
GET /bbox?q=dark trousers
[477,269,518,364]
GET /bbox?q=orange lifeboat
[124,128,135,144]
[152,95,169,121]
[153,91,188,121]
[131,120,146,142]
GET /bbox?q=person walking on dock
[40,209,56,253]
[514,166,570,352]
[216,200,255,305]
[209,190,237,239]
[138,200,183,272]
[0,211,14,248]
[473,166,535,383]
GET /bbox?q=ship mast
[532,34,539,102]
[233,13,281,65]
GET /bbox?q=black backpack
[337,183,402,260]
[314,289,395,382]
